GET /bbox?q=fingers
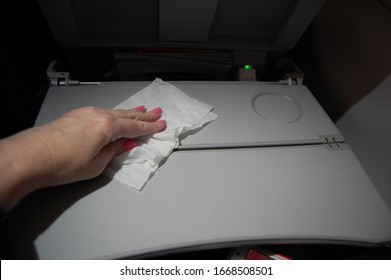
[110,106,166,139]
[117,119,166,139]
[107,105,165,140]
[111,106,163,122]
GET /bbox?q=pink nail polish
[158,119,166,125]
[135,105,146,111]
[151,107,162,113]
[123,139,138,151]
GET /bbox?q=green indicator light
[244,64,252,70]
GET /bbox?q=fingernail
[151,107,162,113]
[123,139,138,151]
[158,119,166,125]
[135,105,146,111]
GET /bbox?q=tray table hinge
[278,77,301,86]
[46,61,80,87]
[320,135,344,150]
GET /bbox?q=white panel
[10,145,391,259]
[35,81,342,148]
[15,80,389,260]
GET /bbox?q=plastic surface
[7,81,388,259]
[35,82,342,149]
[8,145,391,259]
[252,93,303,123]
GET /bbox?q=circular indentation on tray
[252,93,303,123]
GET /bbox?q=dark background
[1,0,390,138]
[1,0,390,259]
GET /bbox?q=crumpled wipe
[104,78,218,191]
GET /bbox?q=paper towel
[104,78,218,190]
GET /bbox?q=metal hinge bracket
[46,61,80,86]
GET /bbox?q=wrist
[0,129,51,212]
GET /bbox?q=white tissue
[104,78,218,190]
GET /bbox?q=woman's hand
[0,106,166,212]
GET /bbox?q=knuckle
[97,114,115,130]
[138,121,148,132]
[93,113,117,142]
[128,111,137,119]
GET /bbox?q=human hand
[0,106,166,211]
